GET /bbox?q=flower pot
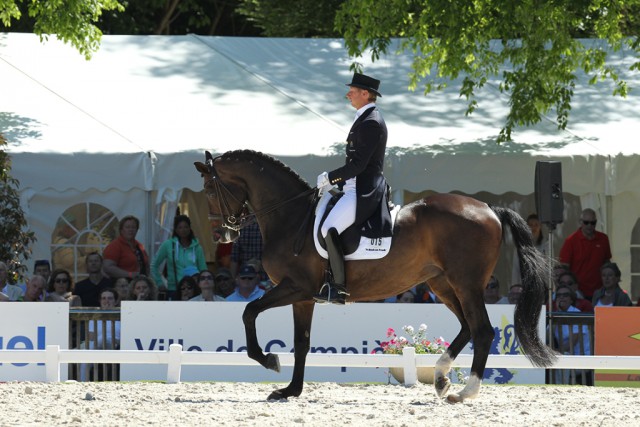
[389,366,435,384]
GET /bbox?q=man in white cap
[314,72,388,305]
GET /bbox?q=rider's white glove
[316,172,330,189]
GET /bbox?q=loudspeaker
[535,161,564,224]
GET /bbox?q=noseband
[204,158,254,232]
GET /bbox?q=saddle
[313,189,400,261]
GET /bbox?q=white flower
[419,323,427,332]
[404,325,414,335]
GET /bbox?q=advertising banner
[121,302,544,384]
[595,307,640,387]
[0,303,69,381]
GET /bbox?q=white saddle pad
[313,190,400,261]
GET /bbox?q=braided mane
[218,149,310,188]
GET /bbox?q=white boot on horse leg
[445,374,482,404]
[434,353,453,398]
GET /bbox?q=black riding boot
[313,227,348,305]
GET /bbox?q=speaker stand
[545,222,557,348]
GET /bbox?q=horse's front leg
[241,277,308,374]
[267,301,314,400]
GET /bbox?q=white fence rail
[1,345,638,385]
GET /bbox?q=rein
[204,158,317,234]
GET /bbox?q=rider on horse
[313,72,388,305]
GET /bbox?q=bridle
[203,156,317,233]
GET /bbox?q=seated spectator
[45,269,82,306]
[178,276,199,301]
[553,262,570,286]
[80,288,121,381]
[214,268,235,299]
[552,285,591,355]
[190,270,225,301]
[225,264,265,302]
[592,262,632,307]
[128,275,158,301]
[88,288,121,349]
[33,259,52,284]
[73,252,112,307]
[396,290,417,303]
[483,275,502,304]
[498,284,523,305]
[21,275,47,302]
[103,215,150,280]
[551,283,592,385]
[0,261,24,301]
[556,271,593,312]
[113,277,130,305]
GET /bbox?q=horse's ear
[205,151,213,162]
[194,161,209,175]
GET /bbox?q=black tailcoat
[327,106,390,235]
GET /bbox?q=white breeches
[321,179,356,237]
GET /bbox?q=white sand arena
[1,381,638,426]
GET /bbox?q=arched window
[51,203,119,281]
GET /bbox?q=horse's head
[194,151,248,244]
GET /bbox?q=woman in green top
[151,215,207,299]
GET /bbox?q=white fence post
[401,346,417,386]
[45,345,60,383]
[166,344,183,384]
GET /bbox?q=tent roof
[2,33,639,195]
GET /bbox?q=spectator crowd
[0,213,270,306]
[2,208,637,308]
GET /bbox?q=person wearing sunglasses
[45,268,82,306]
[177,275,199,301]
[559,208,611,301]
[189,270,225,301]
[225,264,265,302]
[556,271,593,313]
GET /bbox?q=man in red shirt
[559,208,611,301]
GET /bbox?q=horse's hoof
[265,353,281,373]
[267,386,301,400]
[267,389,287,400]
[435,376,451,398]
[446,393,463,404]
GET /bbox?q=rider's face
[346,87,370,109]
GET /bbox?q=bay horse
[194,150,555,403]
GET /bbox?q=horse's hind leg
[445,299,494,404]
[428,276,472,398]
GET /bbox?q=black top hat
[346,73,382,97]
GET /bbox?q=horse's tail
[490,206,557,367]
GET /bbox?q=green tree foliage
[0,0,124,59]
[0,134,36,284]
[237,0,342,37]
[98,0,259,36]
[337,0,640,142]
